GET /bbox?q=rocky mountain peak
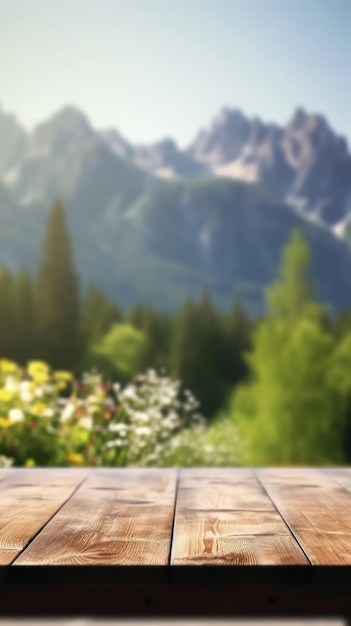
[0,105,28,176]
[29,105,94,158]
[99,127,134,161]
[187,107,251,167]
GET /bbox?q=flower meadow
[0,359,240,468]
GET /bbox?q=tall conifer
[36,198,81,369]
[0,266,15,358]
[13,269,35,364]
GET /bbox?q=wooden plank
[0,468,89,549]
[171,469,309,572]
[0,550,19,565]
[326,468,351,493]
[14,469,177,581]
[257,468,351,565]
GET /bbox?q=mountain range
[0,102,351,314]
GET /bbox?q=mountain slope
[116,177,351,313]
[187,107,351,227]
[0,105,28,177]
[1,174,351,314]
[1,104,351,316]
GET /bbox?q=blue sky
[1,0,350,147]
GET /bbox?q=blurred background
[1,0,351,468]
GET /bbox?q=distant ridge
[0,102,351,314]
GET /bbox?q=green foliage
[90,323,147,382]
[170,290,251,417]
[13,269,35,364]
[137,308,173,371]
[36,198,82,369]
[267,228,325,321]
[220,297,253,387]
[229,229,351,465]
[81,283,122,347]
[0,267,15,358]
[159,415,241,467]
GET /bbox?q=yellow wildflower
[103,412,111,420]
[0,387,15,402]
[57,381,69,390]
[0,417,12,428]
[54,371,73,382]
[67,452,84,467]
[31,402,48,416]
[25,458,36,467]
[0,359,18,374]
[31,371,50,384]
[27,361,49,377]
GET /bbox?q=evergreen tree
[140,308,172,371]
[170,296,199,391]
[266,228,323,321]
[81,283,121,349]
[0,266,15,358]
[36,198,81,369]
[13,269,35,364]
[127,302,146,329]
[170,290,228,417]
[221,297,252,387]
[230,229,351,465]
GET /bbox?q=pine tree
[170,297,199,390]
[127,302,146,329]
[140,308,172,371]
[218,297,252,391]
[35,198,81,369]
[0,266,15,358]
[13,269,35,364]
[81,283,121,349]
[170,290,228,417]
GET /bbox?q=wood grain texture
[257,468,351,564]
[171,469,308,566]
[326,468,351,493]
[0,468,89,549]
[0,550,19,565]
[15,469,177,567]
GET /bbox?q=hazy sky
[1,0,350,147]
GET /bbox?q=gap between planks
[257,468,351,565]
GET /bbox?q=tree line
[2,197,351,465]
[0,198,253,417]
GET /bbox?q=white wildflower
[108,423,129,433]
[8,408,24,423]
[133,426,151,437]
[87,395,98,405]
[106,439,128,448]
[19,380,33,404]
[121,386,137,400]
[5,376,18,393]
[0,455,14,468]
[78,416,93,430]
[60,402,75,423]
[134,412,150,423]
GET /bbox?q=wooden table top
[1,467,351,617]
